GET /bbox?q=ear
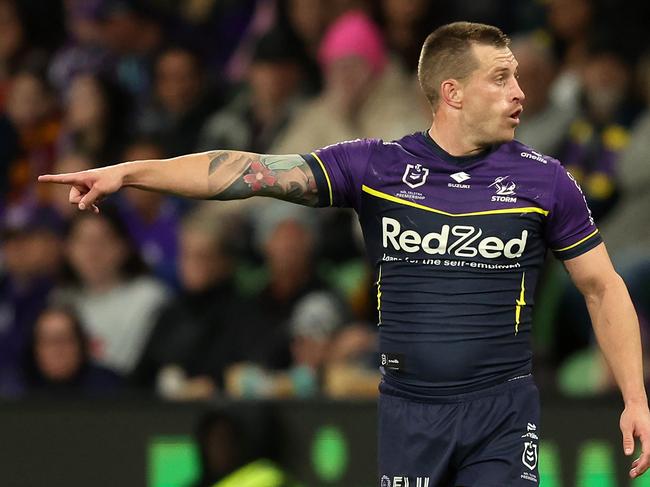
[440,79,463,109]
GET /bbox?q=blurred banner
[0,396,645,487]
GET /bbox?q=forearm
[587,274,647,405]
[119,151,222,199]
[120,150,318,205]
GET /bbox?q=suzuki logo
[450,171,471,183]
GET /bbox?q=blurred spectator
[559,47,642,220]
[545,0,594,109]
[511,33,576,157]
[225,290,381,399]
[242,202,337,370]
[132,207,246,399]
[0,205,65,371]
[222,0,276,83]
[278,0,328,59]
[5,67,60,209]
[98,0,164,100]
[226,291,345,398]
[48,0,113,95]
[198,27,307,154]
[59,71,131,166]
[137,46,223,156]
[0,0,61,108]
[272,10,428,154]
[52,205,168,374]
[600,54,650,255]
[116,139,182,286]
[0,305,123,398]
[190,410,295,487]
[324,322,380,398]
[223,202,347,397]
[374,0,450,73]
[0,0,26,109]
[550,54,650,387]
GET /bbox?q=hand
[620,402,650,478]
[38,166,125,213]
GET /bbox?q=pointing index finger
[38,173,74,184]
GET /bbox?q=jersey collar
[421,131,497,165]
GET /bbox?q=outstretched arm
[38,150,318,211]
[565,243,650,479]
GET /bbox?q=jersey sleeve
[301,138,378,209]
[546,165,602,260]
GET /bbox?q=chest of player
[358,162,550,265]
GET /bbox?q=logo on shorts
[386,477,430,487]
[402,163,429,189]
[522,442,538,470]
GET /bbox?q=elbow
[580,271,626,302]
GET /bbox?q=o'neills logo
[382,217,528,258]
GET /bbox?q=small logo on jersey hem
[489,176,517,202]
[402,163,429,189]
[448,171,471,189]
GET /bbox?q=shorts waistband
[379,374,535,404]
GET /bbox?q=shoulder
[503,139,564,175]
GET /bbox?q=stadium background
[0,0,649,485]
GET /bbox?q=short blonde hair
[418,22,510,108]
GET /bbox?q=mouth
[509,107,523,124]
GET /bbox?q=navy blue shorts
[378,375,540,487]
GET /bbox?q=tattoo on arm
[206,151,319,206]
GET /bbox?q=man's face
[458,44,525,146]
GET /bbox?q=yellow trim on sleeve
[361,185,549,217]
[553,229,600,252]
[310,152,333,206]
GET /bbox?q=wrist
[624,393,648,408]
[119,160,146,187]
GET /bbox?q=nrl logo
[522,442,538,470]
[489,175,516,196]
[402,163,429,189]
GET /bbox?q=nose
[512,77,525,103]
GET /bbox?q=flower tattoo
[243,160,277,191]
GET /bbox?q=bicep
[206,151,319,206]
[563,243,619,296]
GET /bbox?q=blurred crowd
[0,0,649,402]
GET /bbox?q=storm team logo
[489,175,516,196]
[402,163,429,189]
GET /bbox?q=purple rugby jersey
[302,131,601,395]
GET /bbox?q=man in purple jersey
[39,21,650,486]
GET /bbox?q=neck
[85,274,121,294]
[428,114,488,157]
